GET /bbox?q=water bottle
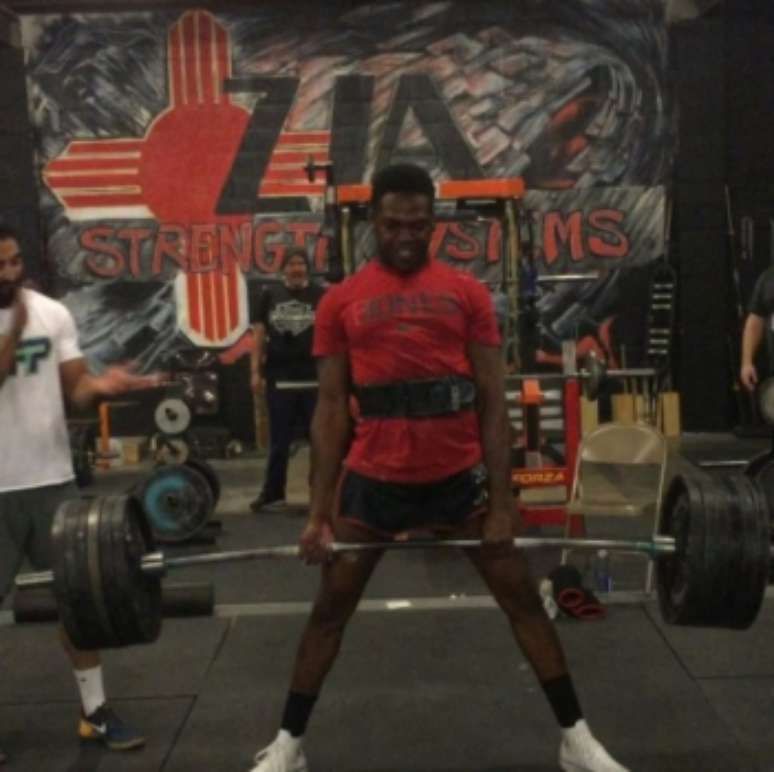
[593,549,613,593]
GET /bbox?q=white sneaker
[559,720,629,772]
[249,732,308,772]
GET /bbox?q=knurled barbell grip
[153,535,680,570]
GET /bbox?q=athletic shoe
[559,720,629,771]
[250,492,287,513]
[249,733,307,772]
[78,704,146,751]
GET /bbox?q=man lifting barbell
[246,165,629,772]
[0,225,161,760]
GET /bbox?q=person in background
[740,264,774,391]
[249,247,326,512]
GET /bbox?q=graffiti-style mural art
[21,0,675,371]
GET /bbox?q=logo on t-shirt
[10,337,52,376]
[356,292,461,325]
[269,301,315,337]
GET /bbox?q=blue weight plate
[137,464,213,543]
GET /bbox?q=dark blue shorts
[337,464,488,537]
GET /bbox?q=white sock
[562,718,592,741]
[75,666,106,717]
[276,729,303,750]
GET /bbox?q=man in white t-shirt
[0,225,161,762]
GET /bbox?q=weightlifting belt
[354,376,477,419]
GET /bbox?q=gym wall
[0,4,43,286]
[15,1,672,380]
[670,1,774,430]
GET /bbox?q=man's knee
[309,585,361,633]
[486,557,545,620]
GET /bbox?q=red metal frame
[336,177,525,205]
[511,376,586,535]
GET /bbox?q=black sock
[280,691,318,738]
[541,674,583,728]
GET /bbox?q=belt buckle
[450,380,461,412]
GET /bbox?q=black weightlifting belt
[354,376,477,419]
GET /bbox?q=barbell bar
[506,353,657,400]
[17,535,679,590]
[536,273,600,284]
[12,471,772,650]
[507,368,657,382]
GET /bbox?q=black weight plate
[52,498,119,650]
[184,457,220,505]
[723,476,769,629]
[744,451,774,479]
[84,496,123,648]
[687,474,738,627]
[69,425,95,488]
[659,473,769,629]
[705,475,744,628]
[100,496,161,646]
[51,499,94,649]
[657,474,715,626]
[745,453,774,528]
[100,496,162,647]
[136,464,213,543]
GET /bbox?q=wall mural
[21,0,674,372]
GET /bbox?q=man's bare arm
[309,354,352,524]
[467,342,512,510]
[742,313,765,368]
[0,293,27,389]
[60,358,161,411]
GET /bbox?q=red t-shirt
[313,259,501,482]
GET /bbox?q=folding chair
[562,421,670,591]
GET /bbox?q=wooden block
[579,396,599,436]
[632,395,649,425]
[659,392,681,437]
[120,436,148,465]
[611,394,636,425]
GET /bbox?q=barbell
[508,353,657,401]
[13,471,771,650]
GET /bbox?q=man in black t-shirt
[249,247,325,511]
[741,266,774,391]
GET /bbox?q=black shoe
[79,703,145,751]
[250,492,286,513]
